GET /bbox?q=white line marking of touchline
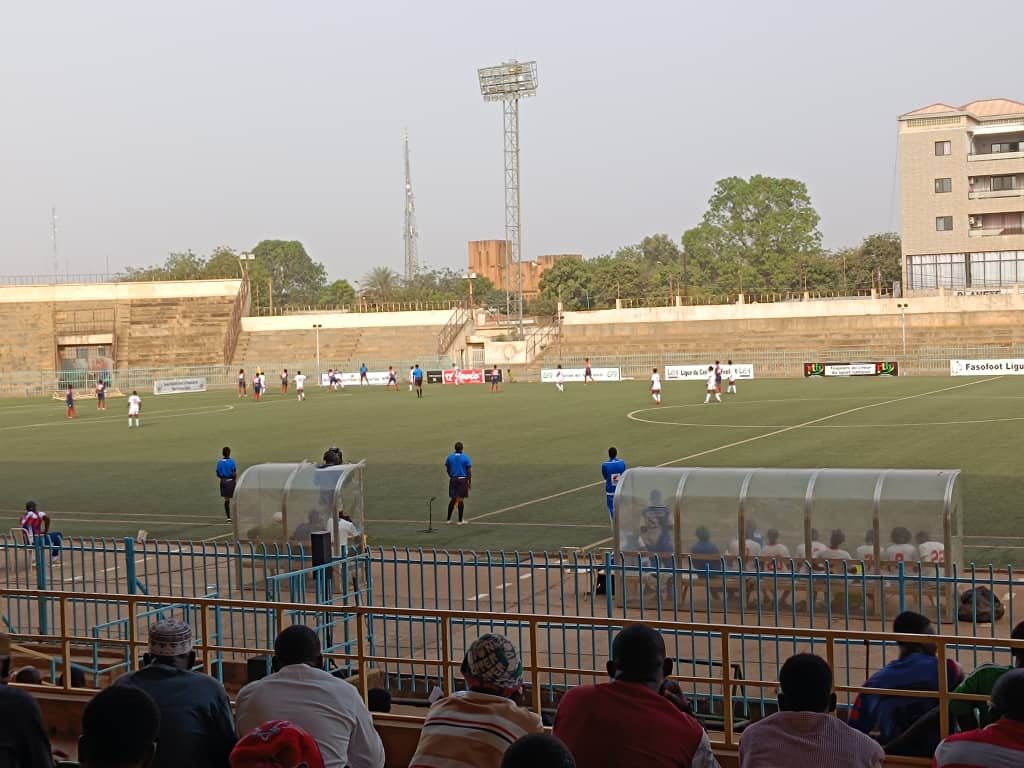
[466,376,1002,525]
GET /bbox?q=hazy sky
[2,1,1021,282]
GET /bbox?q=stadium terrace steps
[116,296,238,367]
[0,302,59,370]
[232,324,445,369]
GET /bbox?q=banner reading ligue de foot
[804,362,898,377]
[665,364,755,381]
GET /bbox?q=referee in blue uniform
[216,446,237,521]
[444,441,472,525]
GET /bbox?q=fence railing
[250,300,465,316]
[0,273,124,286]
[4,585,1021,749]
[436,306,472,356]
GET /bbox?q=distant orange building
[468,240,582,298]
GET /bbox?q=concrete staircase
[232,324,446,369]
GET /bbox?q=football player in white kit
[650,367,662,404]
[703,365,721,403]
[294,370,307,401]
[726,359,738,394]
[555,365,565,392]
[127,390,142,428]
[916,530,945,565]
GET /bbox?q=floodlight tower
[478,59,538,339]
[403,129,419,280]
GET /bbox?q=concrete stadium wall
[0,279,243,304]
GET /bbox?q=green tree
[251,240,327,307]
[202,246,244,279]
[123,250,206,281]
[538,257,594,310]
[318,279,357,305]
[682,175,824,294]
[361,266,402,302]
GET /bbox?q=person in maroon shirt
[553,624,720,768]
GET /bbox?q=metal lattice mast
[51,205,59,276]
[478,60,537,340]
[403,130,419,280]
[503,99,522,332]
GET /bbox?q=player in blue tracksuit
[216,446,237,520]
[601,447,626,521]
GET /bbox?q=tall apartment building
[898,98,1024,293]
[467,240,581,298]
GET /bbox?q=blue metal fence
[1,538,1021,716]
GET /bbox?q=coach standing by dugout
[445,442,472,525]
[216,447,237,521]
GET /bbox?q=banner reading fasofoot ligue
[950,358,1024,376]
[665,364,755,381]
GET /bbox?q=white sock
[128,419,132,426]
[705,394,711,403]
[716,393,722,402]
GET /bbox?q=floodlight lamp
[477,60,538,102]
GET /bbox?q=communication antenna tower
[403,130,419,280]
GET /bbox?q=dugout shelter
[612,467,963,574]
[232,461,366,556]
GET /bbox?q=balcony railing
[968,149,1024,161]
[969,226,1024,237]
[968,188,1024,199]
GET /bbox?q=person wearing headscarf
[408,633,544,768]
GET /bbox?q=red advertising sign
[442,368,485,384]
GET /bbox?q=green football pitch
[1,376,1021,563]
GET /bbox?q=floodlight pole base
[421,496,437,534]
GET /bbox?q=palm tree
[361,266,401,303]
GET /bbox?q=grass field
[1,375,1022,561]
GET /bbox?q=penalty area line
[467,376,1002,525]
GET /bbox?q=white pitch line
[628,414,1024,429]
[467,376,1002,525]
[0,404,236,432]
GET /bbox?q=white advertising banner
[540,367,621,383]
[665,364,755,381]
[153,377,208,395]
[321,371,393,386]
[825,362,878,377]
[950,358,1024,376]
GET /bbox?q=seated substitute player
[650,367,662,404]
[916,530,944,565]
[128,390,142,428]
[856,530,876,565]
[216,446,237,521]
[703,365,721,404]
[294,370,306,401]
[413,364,424,398]
[885,526,919,565]
[601,447,626,522]
[444,441,472,525]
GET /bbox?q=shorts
[449,477,469,500]
[97,393,105,401]
[128,407,140,416]
[220,478,236,499]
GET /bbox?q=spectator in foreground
[739,653,883,767]
[848,611,963,745]
[553,623,719,768]
[951,620,1024,730]
[408,633,543,768]
[230,720,325,768]
[79,686,160,768]
[114,619,236,768]
[0,630,56,767]
[933,667,1024,767]
[501,733,576,768]
[14,666,43,685]
[234,625,384,768]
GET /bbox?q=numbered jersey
[128,395,141,414]
[651,373,662,390]
[918,541,945,564]
[885,543,920,563]
[601,458,626,494]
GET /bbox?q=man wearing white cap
[114,618,237,768]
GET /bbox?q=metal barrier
[2,539,1020,712]
[4,585,1022,749]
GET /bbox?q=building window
[936,216,953,231]
[991,175,1016,192]
[934,178,952,193]
[935,140,952,156]
[991,142,1020,154]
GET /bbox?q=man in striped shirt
[739,654,883,767]
[933,668,1024,767]
[409,633,543,768]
